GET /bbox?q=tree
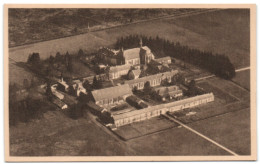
[27,52,40,65]
[46,80,53,100]
[83,80,92,91]
[92,76,98,89]
[55,52,62,62]
[78,49,84,59]
[30,78,36,88]
[49,55,55,65]
[187,80,197,96]
[23,79,30,89]
[67,57,73,73]
[143,81,152,94]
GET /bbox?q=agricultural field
[172,9,250,69]
[189,108,251,155]
[9,59,43,86]
[232,70,250,90]
[9,110,133,156]
[8,8,205,47]
[125,124,230,155]
[207,77,250,101]
[9,9,249,70]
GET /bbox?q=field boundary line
[235,67,250,72]
[164,114,239,156]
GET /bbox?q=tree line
[115,35,236,80]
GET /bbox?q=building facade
[125,70,179,90]
[109,64,131,79]
[112,93,214,127]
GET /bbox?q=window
[109,98,113,104]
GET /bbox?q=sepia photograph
[4,4,256,162]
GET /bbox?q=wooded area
[115,35,236,79]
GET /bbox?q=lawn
[126,124,230,155]
[197,81,238,105]
[207,77,250,101]
[232,70,250,90]
[189,108,251,155]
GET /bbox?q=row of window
[127,59,140,65]
[97,96,124,105]
[111,69,129,79]
[115,96,214,127]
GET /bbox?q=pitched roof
[154,56,171,63]
[123,48,140,60]
[52,98,67,108]
[87,101,104,113]
[130,69,141,77]
[155,85,181,96]
[91,84,132,102]
[125,70,179,85]
[110,64,131,73]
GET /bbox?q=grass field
[126,124,230,155]
[232,70,250,90]
[9,60,43,86]
[207,77,250,101]
[197,81,238,105]
[189,108,250,155]
[172,9,250,69]
[9,110,132,156]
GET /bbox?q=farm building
[124,70,178,90]
[87,101,107,115]
[57,78,69,92]
[126,95,148,109]
[155,85,183,100]
[91,84,132,106]
[52,90,64,100]
[71,80,87,97]
[148,59,171,73]
[112,93,214,127]
[52,98,68,110]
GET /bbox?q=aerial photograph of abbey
[7,6,252,158]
